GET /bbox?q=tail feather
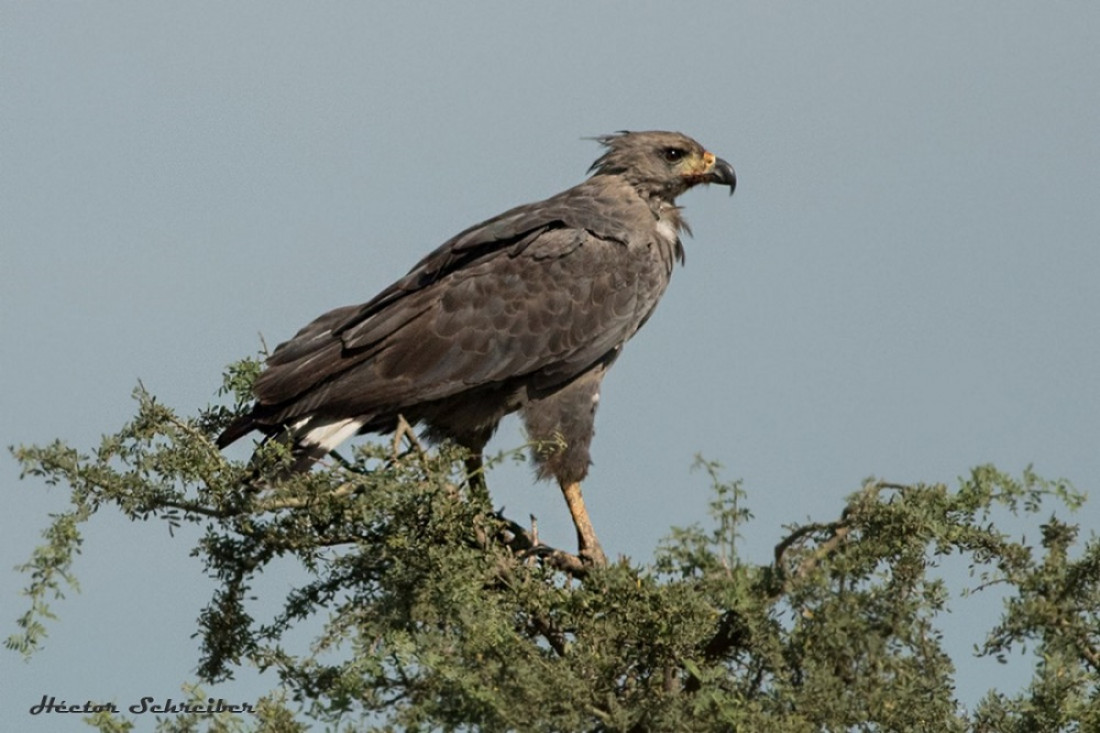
[216,415,258,449]
[218,413,367,474]
[283,416,366,472]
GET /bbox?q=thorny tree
[9,361,1100,731]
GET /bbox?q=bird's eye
[662,147,685,163]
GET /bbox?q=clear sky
[3,3,1098,729]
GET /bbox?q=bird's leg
[392,414,425,460]
[560,481,607,566]
[464,451,491,506]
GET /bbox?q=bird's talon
[581,546,608,568]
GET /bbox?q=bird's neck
[651,199,686,236]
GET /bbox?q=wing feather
[242,176,660,428]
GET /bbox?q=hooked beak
[707,156,736,195]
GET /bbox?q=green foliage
[9,361,1100,731]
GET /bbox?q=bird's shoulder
[324,175,656,331]
[415,175,656,276]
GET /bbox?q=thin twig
[326,449,361,473]
[159,499,234,519]
[773,521,838,568]
[1060,618,1100,673]
[165,415,223,490]
[772,480,894,587]
[795,525,852,580]
[253,482,359,512]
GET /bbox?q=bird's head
[588,130,736,201]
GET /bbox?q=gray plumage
[218,131,735,557]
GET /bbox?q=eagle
[218,130,736,565]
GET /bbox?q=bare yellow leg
[560,481,607,566]
[464,453,490,505]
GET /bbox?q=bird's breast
[655,217,679,245]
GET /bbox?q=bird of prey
[218,130,735,565]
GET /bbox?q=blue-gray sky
[4,3,1098,728]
